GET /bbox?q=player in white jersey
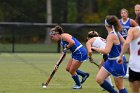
[118,14,140,93]
[86,31,114,91]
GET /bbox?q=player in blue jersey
[92,15,128,93]
[120,8,138,79]
[49,26,89,89]
[120,8,137,39]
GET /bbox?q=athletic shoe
[81,73,90,84]
[73,85,82,89]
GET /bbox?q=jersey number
[100,37,106,43]
[138,41,140,56]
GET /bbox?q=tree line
[0,0,139,23]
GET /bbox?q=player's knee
[115,82,123,90]
[115,84,120,89]
[96,76,103,84]
[69,69,76,75]
[116,84,123,90]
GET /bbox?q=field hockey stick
[89,57,99,67]
[42,52,66,88]
[91,61,99,67]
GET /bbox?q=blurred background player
[92,15,128,93]
[118,14,140,93]
[120,8,137,39]
[86,30,114,91]
[135,4,140,17]
[49,26,89,89]
[119,8,138,79]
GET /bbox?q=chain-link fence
[0,22,107,53]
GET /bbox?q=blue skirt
[71,47,88,62]
[103,56,127,77]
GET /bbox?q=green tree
[0,0,46,22]
[52,0,68,23]
[0,0,140,23]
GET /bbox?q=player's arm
[86,39,95,63]
[130,19,138,27]
[61,34,75,48]
[92,35,113,54]
[119,28,133,58]
[86,40,92,59]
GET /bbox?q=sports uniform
[92,37,106,48]
[103,31,127,77]
[61,36,89,89]
[120,18,131,39]
[129,26,140,82]
[61,36,88,62]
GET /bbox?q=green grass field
[0,53,131,93]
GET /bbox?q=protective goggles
[49,31,59,35]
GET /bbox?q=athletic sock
[72,74,81,86]
[119,88,128,93]
[105,76,113,86]
[100,80,117,93]
[76,69,86,77]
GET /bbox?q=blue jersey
[108,42,121,58]
[103,32,127,77]
[120,18,131,39]
[61,36,88,62]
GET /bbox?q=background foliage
[0,0,140,23]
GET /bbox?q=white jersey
[92,37,106,48]
[129,26,140,72]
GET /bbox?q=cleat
[73,85,82,89]
[81,73,90,84]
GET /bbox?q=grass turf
[0,53,130,93]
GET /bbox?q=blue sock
[119,88,128,93]
[76,69,86,77]
[100,80,117,93]
[72,74,81,86]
